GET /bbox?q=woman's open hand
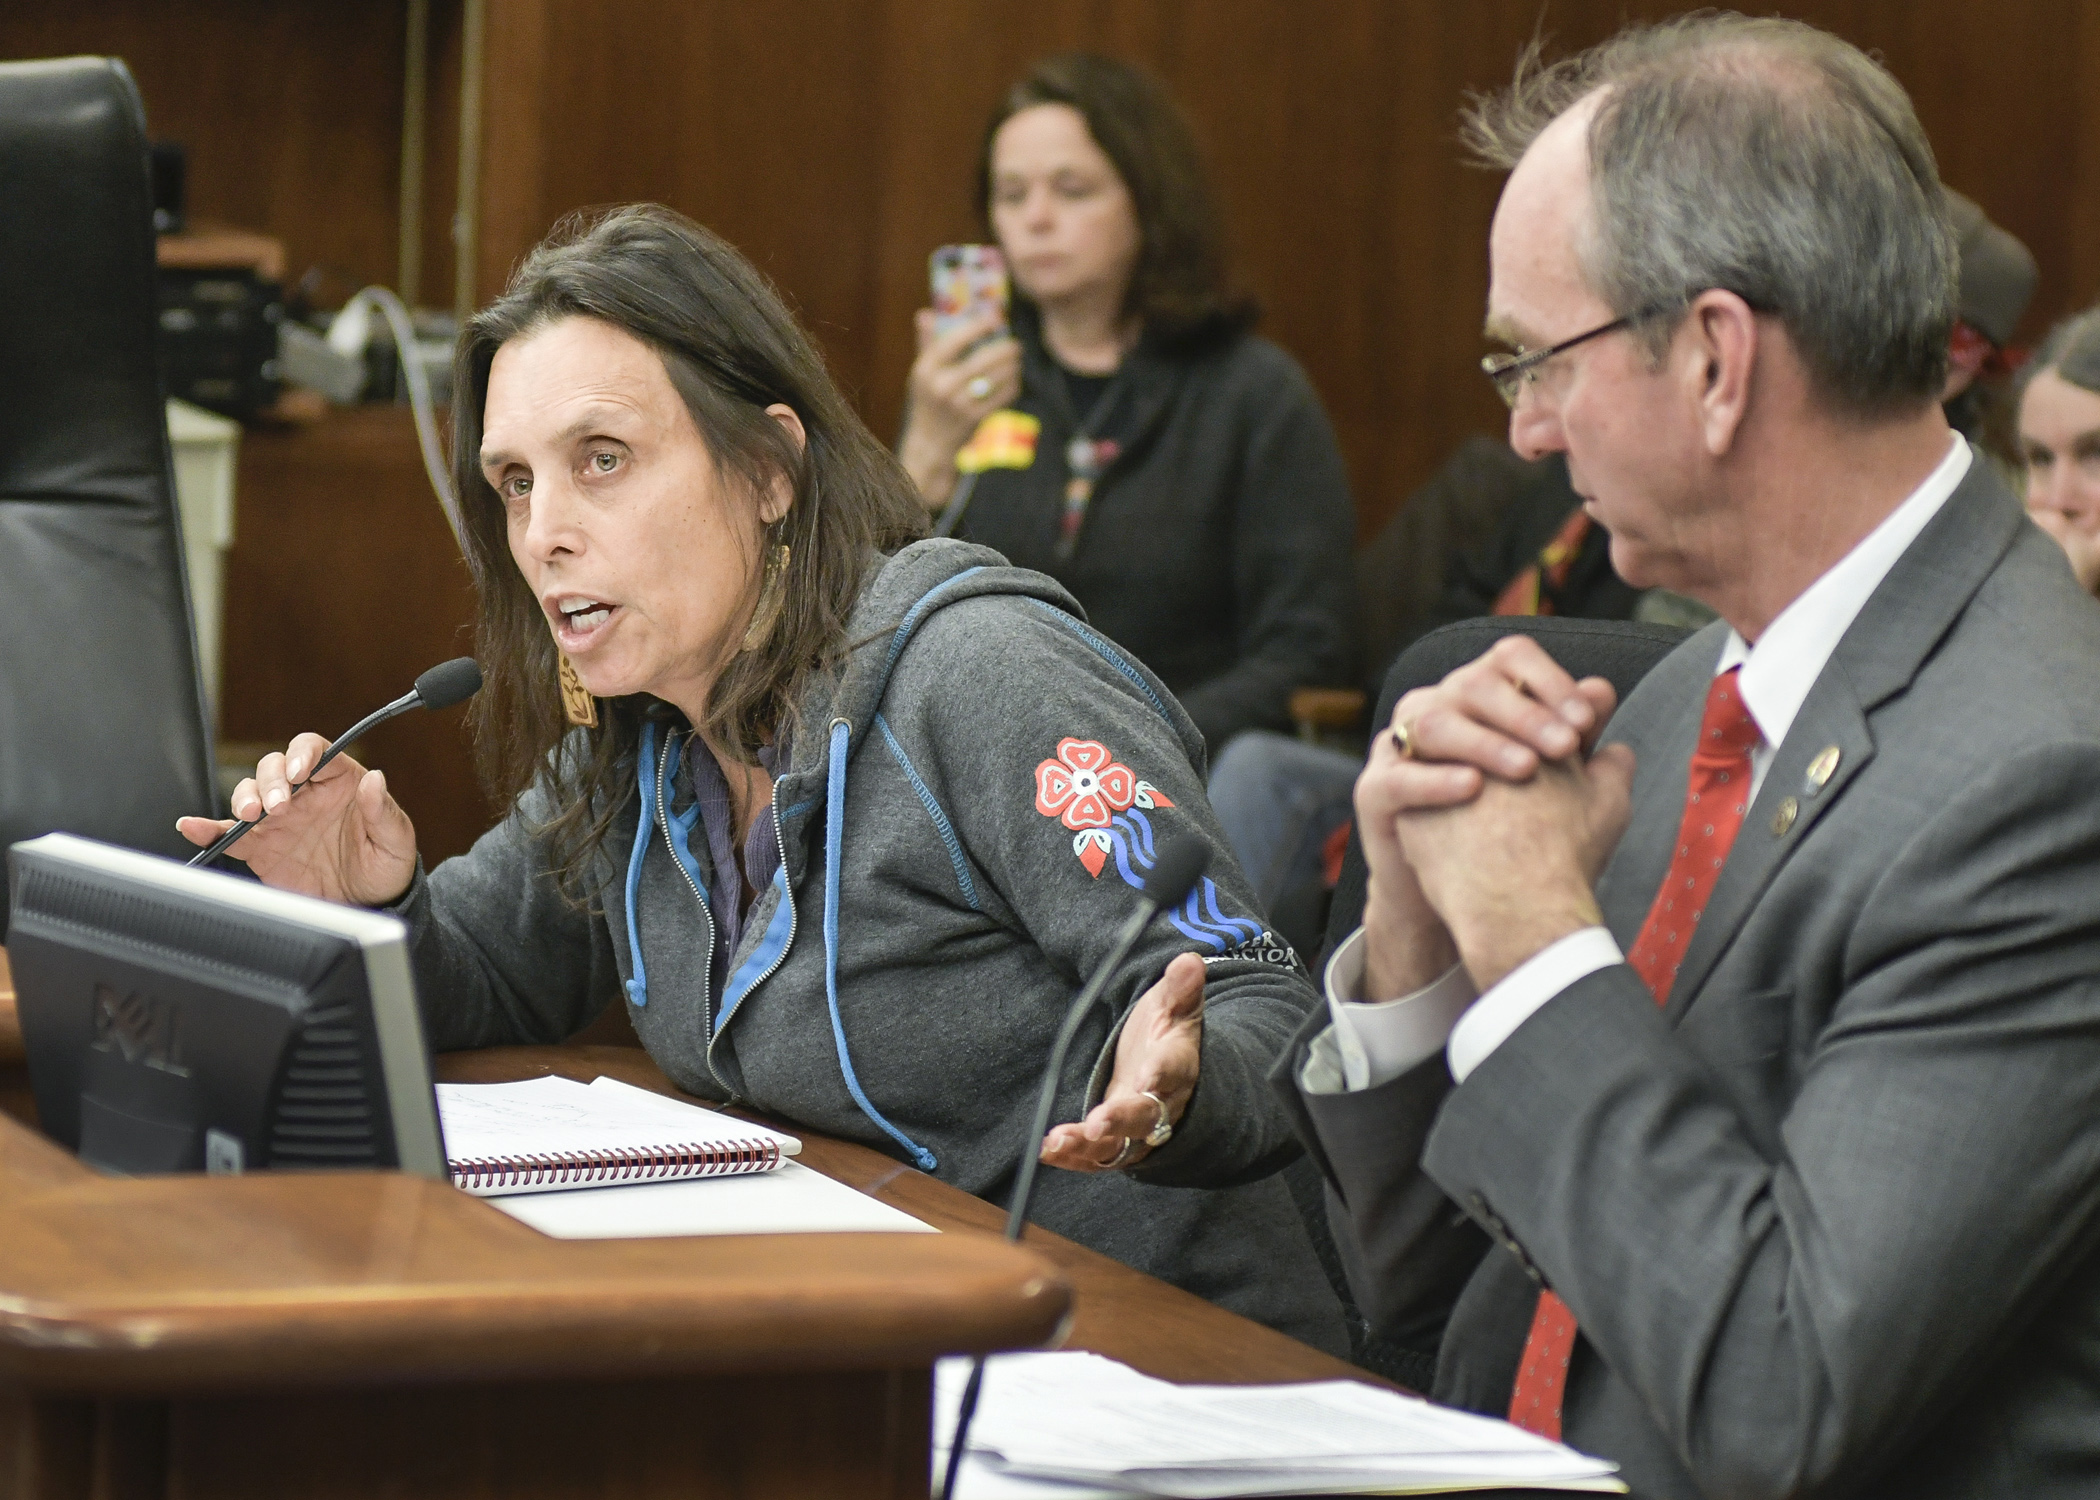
[177,732,418,907]
[1040,952,1204,1173]
[897,309,1022,509]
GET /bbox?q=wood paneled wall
[1,2,411,295]
[7,0,2097,538]
[467,0,2100,543]
[0,1,466,304]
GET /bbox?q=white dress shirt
[1307,434,1973,1095]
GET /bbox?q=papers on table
[933,1351,1625,1497]
[462,1076,931,1236]
[491,1158,934,1237]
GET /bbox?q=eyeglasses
[1480,305,1665,409]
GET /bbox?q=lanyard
[1055,365,1127,561]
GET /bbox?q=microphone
[187,657,484,868]
[939,833,1209,1500]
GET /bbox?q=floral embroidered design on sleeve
[1029,735,1263,955]
[1034,737,1177,878]
[1034,738,1135,830]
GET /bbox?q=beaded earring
[741,542,791,653]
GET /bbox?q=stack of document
[934,1351,1624,1497]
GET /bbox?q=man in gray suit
[1278,15,2100,1499]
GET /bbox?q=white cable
[340,285,462,548]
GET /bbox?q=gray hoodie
[400,539,1345,1351]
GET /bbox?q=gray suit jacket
[1278,460,2100,1499]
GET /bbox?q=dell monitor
[6,832,445,1180]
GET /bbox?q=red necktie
[1491,509,1594,617]
[1505,667,1761,1439]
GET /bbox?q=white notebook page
[436,1075,802,1196]
[445,1076,931,1235]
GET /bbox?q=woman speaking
[181,205,1343,1353]
[898,54,1358,756]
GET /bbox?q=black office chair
[1283,614,1692,1389]
[0,57,216,933]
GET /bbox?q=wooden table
[0,951,1379,1497]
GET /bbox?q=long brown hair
[976,53,1256,349]
[452,204,925,898]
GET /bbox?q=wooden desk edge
[0,951,1067,1390]
[0,1159,1069,1392]
[0,952,1371,1397]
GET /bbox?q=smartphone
[930,244,1010,339]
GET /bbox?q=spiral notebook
[435,1075,801,1198]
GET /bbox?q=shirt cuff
[1316,928,1478,1091]
[1446,926,1624,1082]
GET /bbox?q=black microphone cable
[938,833,1210,1500]
[187,657,483,868]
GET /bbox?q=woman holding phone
[897,54,1357,758]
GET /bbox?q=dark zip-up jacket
[950,310,1358,756]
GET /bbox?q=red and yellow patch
[956,409,1040,474]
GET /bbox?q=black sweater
[948,312,1357,756]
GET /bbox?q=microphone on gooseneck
[938,834,1210,1500]
[187,657,484,868]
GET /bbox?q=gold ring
[1391,719,1417,759]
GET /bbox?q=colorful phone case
[930,244,1010,336]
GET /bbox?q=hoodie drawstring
[620,715,939,1173]
[821,717,938,1171]
[623,721,662,1007]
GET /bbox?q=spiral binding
[449,1136,782,1193]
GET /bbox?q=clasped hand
[1357,635,1637,999]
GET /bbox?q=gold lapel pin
[1772,796,1799,836]
[1805,744,1841,793]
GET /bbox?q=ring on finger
[1391,717,1418,760]
[1106,1136,1140,1170]
[1140,1089,1174,1148]
[966,375,992,400]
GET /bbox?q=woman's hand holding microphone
[177,734,419,907]
[897,309,1021,510]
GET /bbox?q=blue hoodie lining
[658,735,710,903]
[718,863,794,1030]
[1023,598,1172,724]
[875,712,981,912]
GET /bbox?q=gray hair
[1462,13,1958,418]
[2022,307,2100,400]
